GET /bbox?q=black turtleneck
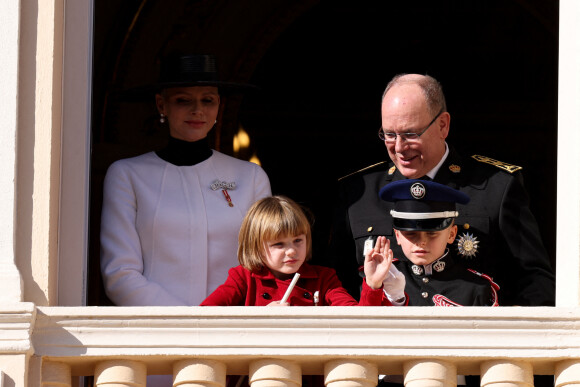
[155,136,213,166]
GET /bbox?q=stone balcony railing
[4,304,580,386]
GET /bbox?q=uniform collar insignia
[388,166,396,175]
[449,164,461,173]
[411,250,449,276]
[411,265,423,275]
[432,259,446,272]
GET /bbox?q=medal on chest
[457,232,479,258]
[211,180,236,207]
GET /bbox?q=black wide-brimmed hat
[117,53,256,101]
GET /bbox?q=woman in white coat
[100,53,271,307]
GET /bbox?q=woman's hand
[364,236,393,289]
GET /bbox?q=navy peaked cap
[379,179,470,231]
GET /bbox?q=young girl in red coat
[201,195,393,306]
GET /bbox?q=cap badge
[410,182,426,199]
[388,166,396,175]
[449,164,461,173]
[457,232,479,258]
[411,265,424,275]
[433,260,446,272]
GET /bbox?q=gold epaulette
[338,161,389,181]
[471,155,522,173]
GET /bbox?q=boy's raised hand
[364,236,393,289]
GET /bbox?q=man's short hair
[382,73,447,115]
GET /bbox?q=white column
[404,360,456,387]
[173,359,226,387]
[94,360,147,387]
[480,360,533,387]
[249,359,301,387]
[555,360,580,387]
[41,361,71,387]
[325,359,378,387]
[556,0,580,306]
[0,0,23,303]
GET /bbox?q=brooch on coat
[211,180,236,207]
[457,232,479,258]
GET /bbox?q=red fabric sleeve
[359,281,391,306]
[200,266,247,306]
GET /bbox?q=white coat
[100,150,271,306]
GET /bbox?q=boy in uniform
[379,179,499,306]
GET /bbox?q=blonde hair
[238,196,312,271]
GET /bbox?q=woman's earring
[160,113,166,124]
[214,120,217,125]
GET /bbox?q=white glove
[383,264,406,305]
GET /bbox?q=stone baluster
[556,359,580,387]
[404,359,456,387]
[249,359,301,387]
[480,360,533,387]
[324,359,378,387]
[173,359,227,387]
[41,361,71,387]
[94,360,146,387]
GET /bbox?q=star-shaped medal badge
[457,232,479,258]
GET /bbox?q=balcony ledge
[28,306,579,376]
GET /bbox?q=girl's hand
[364,236,393,289]
[267,300,290,306]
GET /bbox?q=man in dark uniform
[327,73,554,306]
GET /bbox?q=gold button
[367,226,373,232]
[463,223,470,230]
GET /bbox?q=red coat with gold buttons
[200,263,386,306]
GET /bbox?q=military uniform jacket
[328,145,554,306]
[200,263,385,306]
[394,251,499,306]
